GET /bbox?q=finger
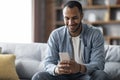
[69,60,75,64]
[58,63,70,68]
[60,60,74,66]
[59,68,71,74]
[60,60,72,64]
[58,68,66,74]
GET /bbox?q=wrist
[78,64,81,72]
[78,64,86,73]
[80,64,86,73]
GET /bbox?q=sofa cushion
[16,59,45,79]
[0,54,19,80]
[104,62,120,80]
[14,44,42,60]
[105,45,120,62]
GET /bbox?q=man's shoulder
[85,24,97,30]
[51,26,66,34]
[54,26,66,31]
[83,24,102,33]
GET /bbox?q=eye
[72,16,79,20]
[64,17,69,20]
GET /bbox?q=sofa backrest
[1,43,119,63]
[0,42,47,60]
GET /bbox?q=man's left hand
[60,60,81,74]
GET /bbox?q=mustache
[69,23,77,26]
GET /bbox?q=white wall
[0,0,33,43]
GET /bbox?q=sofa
[0,42,120,80]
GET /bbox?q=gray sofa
[0,42,120,80]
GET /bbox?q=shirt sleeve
[84,28,105,75]
[44,30,60,75]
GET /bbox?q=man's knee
[90,70,111,80]
[32,72,52,80]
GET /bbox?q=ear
[80,13,83,20]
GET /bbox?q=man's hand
[68,60,81,73]
[55,60,82,75]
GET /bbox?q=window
[0,0,33,43]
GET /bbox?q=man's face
[63,6,83,36]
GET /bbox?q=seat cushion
[16,59,45,79]
[104,62,120,80]
[105,45,120,62]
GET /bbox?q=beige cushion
[0,54,19,80]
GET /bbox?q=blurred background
[0,0,120,45]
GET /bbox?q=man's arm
[44,30,60,75]
[84,28,105,74]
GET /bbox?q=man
[32,1,110,80]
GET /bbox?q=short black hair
[63,1,83,14]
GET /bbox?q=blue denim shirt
[44,23,105,75]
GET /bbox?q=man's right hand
[55,60,71,75]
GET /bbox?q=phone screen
[59,52,70,61]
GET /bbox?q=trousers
[32,70,111,80]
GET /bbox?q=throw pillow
[0,54,19,80]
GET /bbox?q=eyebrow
[64,16,78,19]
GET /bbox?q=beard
[69,22,81,33]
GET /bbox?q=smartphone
[59,52,70,61]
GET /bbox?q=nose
[68,19,74,25]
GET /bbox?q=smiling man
[63,4,83,37]
[32,1,110,80]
